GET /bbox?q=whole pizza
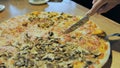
[0,11,110,68]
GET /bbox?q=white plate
[0,5,5,11]
[29,0,49,4]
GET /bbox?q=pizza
[0,11,110,68]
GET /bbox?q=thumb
[87,0,106,16]
[92,0,97,4]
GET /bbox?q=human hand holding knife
[64,0,120,34]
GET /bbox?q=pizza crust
[0,11,110,68]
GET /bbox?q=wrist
[117,0,120,4]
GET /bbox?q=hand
[87,0,120,16]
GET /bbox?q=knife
[64,14,90,34]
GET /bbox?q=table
[0,0,120,68]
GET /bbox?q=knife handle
[85,13,90,18]
[81,14,89,23]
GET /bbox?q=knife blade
[64,14,90,34]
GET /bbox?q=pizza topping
[48,31,54,36]
[22,23,28,27]
[0,11,109,68]
[86,61,93,65]
[46,63,54,68]
[0,63,6,68]
[14,57,35,67]
[94,54,101,58]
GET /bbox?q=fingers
[97,3,117,14]
[87,0,120,16]
[87,0,106,16]
[92,0,97,4]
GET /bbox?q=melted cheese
[0,11,109,68]
[73,61,84,68]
